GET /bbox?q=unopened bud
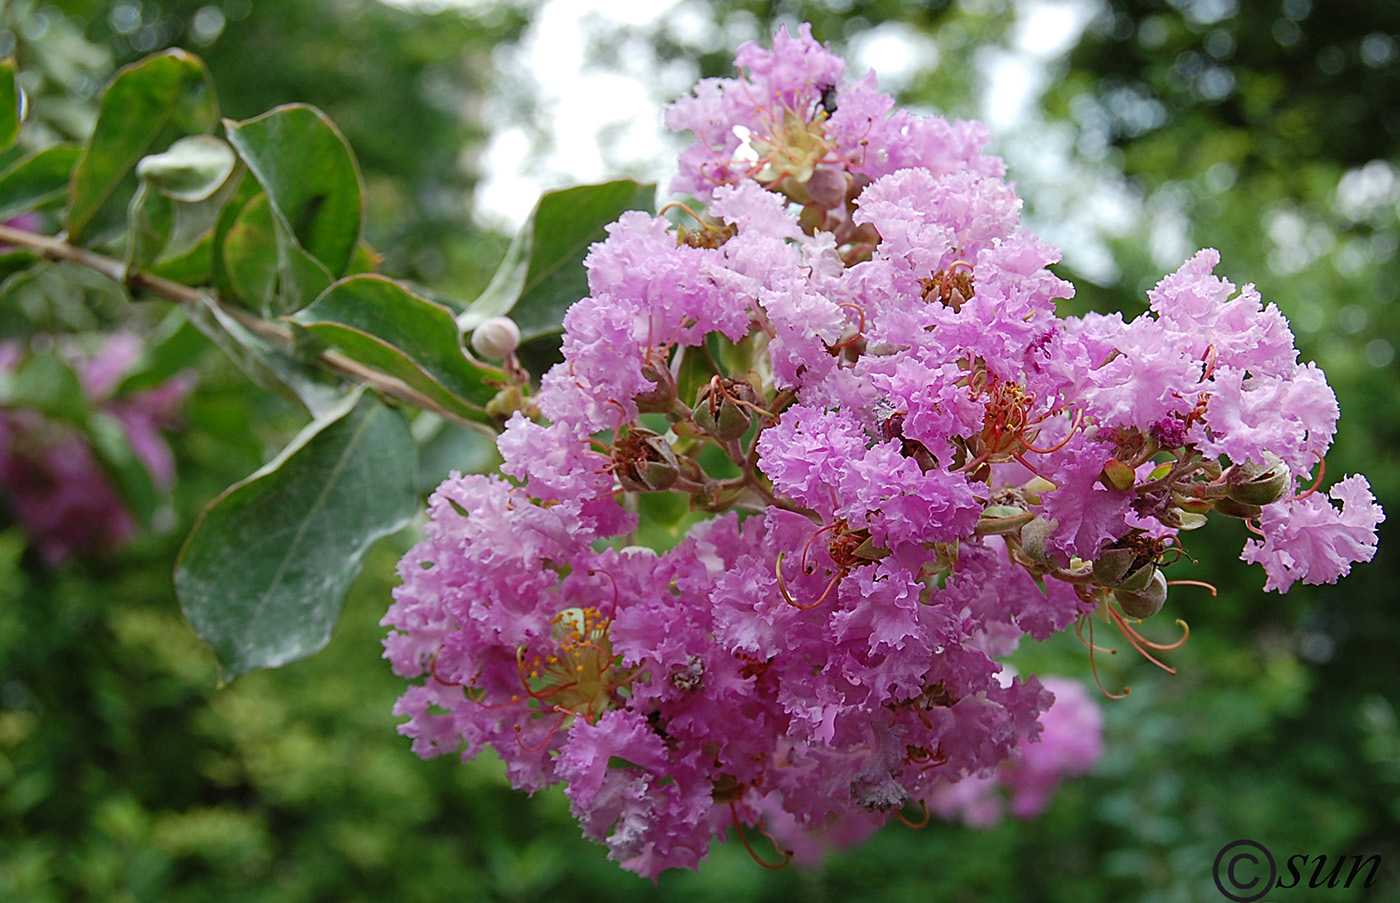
[614,428,680,493]
[485,384,525,422]
[1019,515,1059,566]
[635,355,679,414]
[1213,497,1263,520]
[1224,453,1290,506]
[1115,568,1167,619]
[470,316,521,360]
[1101,459,1136,492]
[693,378,757,441]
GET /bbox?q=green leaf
[175,392,417,682]
[85,410,161,528]
[67,49,218,243]
[0,350,91,423]
[0,58,19,153]
[145,165,247,285]
[293,275,501,424]
[115,308,207,394]
[222,192,278,310]
[136,134,237,203]
[186,290,345,417]
[125,181,174,272]
[0,144,82,221]
[224,104,363,280]
[462,180,654,341]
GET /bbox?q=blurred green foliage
[2,0,1398,900]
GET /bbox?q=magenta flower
[385,24,1379,878]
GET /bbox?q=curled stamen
[1022,407,1084,455]
[660,200,714,228]
[1290,451,1326,502]
[800,522,840,575]
[1166,578,1216,597]
[775,552,843,610]
[1077,615,1129,700]
[429,647,463,687]
[514,709,569,752]
[893,799,930,829]
[729,802,793,870]
[1106,607,1180,673]
[825,301,868,353]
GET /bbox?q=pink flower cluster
[0,334,189,564]
[383,25,1381,878]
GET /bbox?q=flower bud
[485,384,525,422]
[1224,453,1290,506]
[804,167,849,208]
[1019,515,1059,566]
[614,428,680,493]
[469,316,521,360]
[1092,546,1138,588]
[1213,497,1263,520]
[692,378,757,441]
[1101,458,1136,492]
[635,355,679,414]
[1114,568,1167,619]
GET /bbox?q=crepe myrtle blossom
[383,25,1381,878]
[0,334,190,564]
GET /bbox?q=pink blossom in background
[0,334,192,564]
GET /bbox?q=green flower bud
[1019,515,1059,566]
[1224,452,1290,506]
[1213,497,1264,520]
[634,355,679,414]
[614,428,680,492]
[1115,568,1167,619]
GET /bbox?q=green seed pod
[614,428,680,492]
[1224,453,1290,506]
[692,378,757,441]
[1213,497,1264,520]
[634,356,679,414]
[1019,515,1059,566]
[1101,458,1136,491]
[1115,568,1167,619]
[1092,545,1138,587]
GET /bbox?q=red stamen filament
[1290,451,1326,502]
[894,799,931,829]
[729,802,793,870]
[775,552,843,610]
[1076,615,1129,700]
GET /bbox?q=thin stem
[0,223,498,434]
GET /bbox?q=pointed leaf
[186,290,345,417]
[67,49,218,243]
[0,144,82,220]
[0,58,20,152]
[293,275,500,424]
[176,392,416,681]
[224,104,363,279]
[509,179,654,341]
[85,410,161,528]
